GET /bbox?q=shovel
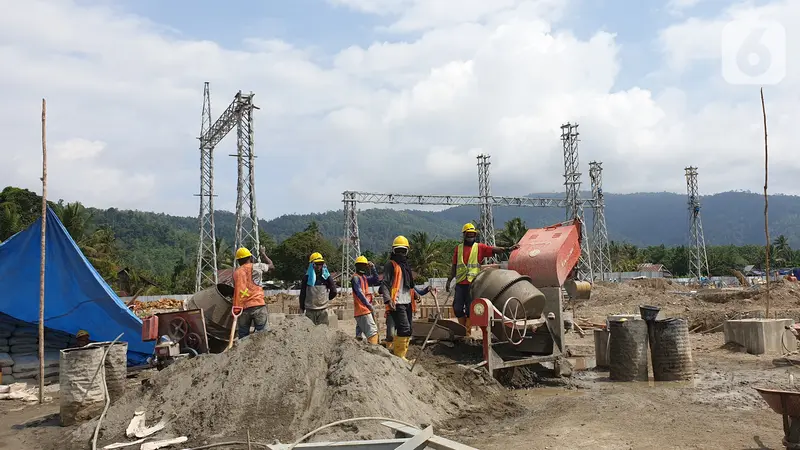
[410,289,441,373]
[226,306,243,351]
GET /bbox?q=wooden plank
[381,422,479,450]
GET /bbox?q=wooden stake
[39,98,47,403]
[761,88,770,318]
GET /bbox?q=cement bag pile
[73,316,500,449]
[0,313,78,385]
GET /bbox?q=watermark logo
[721,18,786,85]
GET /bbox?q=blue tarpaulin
[0,207,153,364]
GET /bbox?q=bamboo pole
[761,88,770,318]
[39,99,47,403]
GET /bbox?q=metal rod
[38,98,47,404]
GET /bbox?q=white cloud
[2,0,800,222]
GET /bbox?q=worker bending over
[299,252,337,326]
[75,330,90,347]
[232,246,274,338]
[352,256,380,344]
[446,223,519,331]
[379,236,422,361]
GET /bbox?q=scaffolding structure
[194,83,261,292]
[561,123,593,280]
[685,166,710,281]
[589,161,612,280]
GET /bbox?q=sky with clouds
[1,0,798,219]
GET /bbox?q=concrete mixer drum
[501,296,529,345]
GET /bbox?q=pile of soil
[67,316,504,449]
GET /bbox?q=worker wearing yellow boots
[352,256,380,344]
[379,236,417,361]
[446,223,519,334]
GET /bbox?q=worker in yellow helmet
[352,255,380,343]
[446,223,519,333]
[232,246,274,338]
[75,330,90,347]
[299,252,337,326]
[379,236,433,361]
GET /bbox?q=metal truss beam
[232,91,260,264]
[345,192,594,208]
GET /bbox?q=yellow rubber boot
[393,336,410,361]
[367,334,379,345]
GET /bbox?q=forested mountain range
[3,186,799,288]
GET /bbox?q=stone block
[723,318,795,355]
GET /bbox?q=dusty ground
[2,280,800,449]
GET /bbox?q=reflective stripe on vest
[233,263,265,310]
[353,274,373,317]
[455,243,480,283]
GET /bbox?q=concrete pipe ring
[502,296,528,346]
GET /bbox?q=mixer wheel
[167,317,189,342]
[185,332,202,352]
[501,296,528,346]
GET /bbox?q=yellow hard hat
[392,235,409,249]
[462,223,478,233]
[309,252,325,263]
[355,255,368,264]
[76,330,89,338]
[235,247,252,260]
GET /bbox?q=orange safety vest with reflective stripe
[233,263,265,310]
[353,274,373,317]
[385,261,417,315]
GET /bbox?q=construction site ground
[2,279,800,449]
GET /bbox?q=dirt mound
[68,316,503,449]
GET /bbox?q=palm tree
[496,218,528,247]
[0,203,22,241]
[215,238,234,269]
[773,235,792,266]
[408,231,447,278]
[54,201,92,242]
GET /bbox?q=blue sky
[1,0,798,218]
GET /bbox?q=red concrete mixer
[467,219,587,379]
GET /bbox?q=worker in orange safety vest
[379,236,434,360]
[232,247,271,338]
[352,256,381,344]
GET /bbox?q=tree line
[0,186,787,295]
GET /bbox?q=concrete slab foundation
[723,318,795,355]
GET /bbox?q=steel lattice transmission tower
[194,84,261,291]
[340,192,361,289]
[685,167,710,281]
[195,82,218,292]
[589,161,612,280]
[561,123,593,280]
[477,154,496,246]
[232,91,260,263]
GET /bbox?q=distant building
[636,263,673,278]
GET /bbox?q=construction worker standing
[352,256,380,344]
[299,252,337,326]
[233,247,271,338]
[446,223,519,331]
[383,283,434,348]
[379,236,419,361]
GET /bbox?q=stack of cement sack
[0,313,78,385]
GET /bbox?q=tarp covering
[0,207,153,364]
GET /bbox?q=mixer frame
[470,286,568,379]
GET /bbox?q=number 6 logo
[721,18,786,85]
